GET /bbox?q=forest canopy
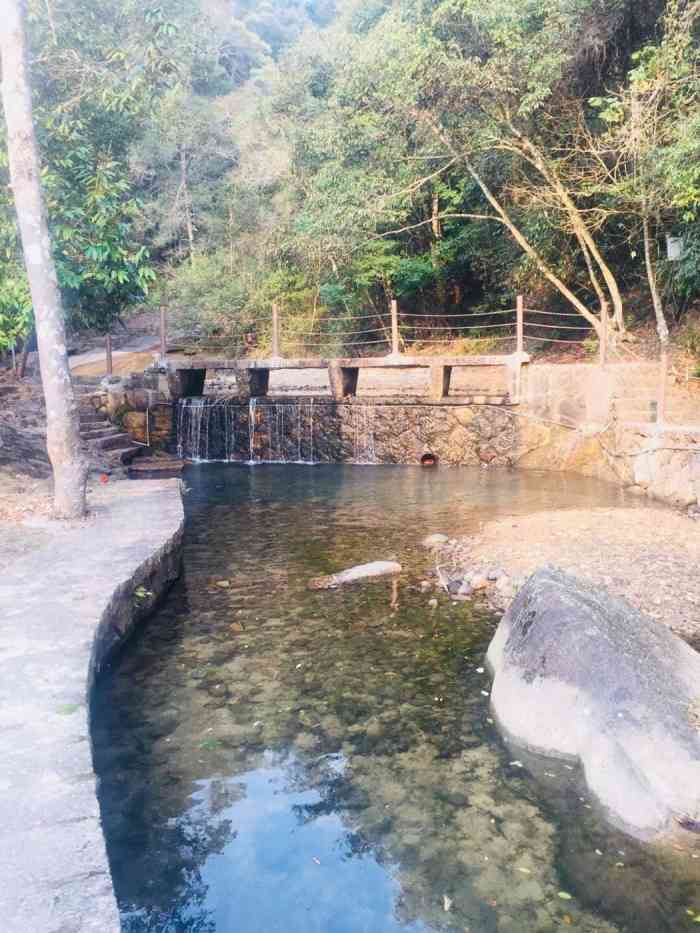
[1,0,700,355]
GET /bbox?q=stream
[92,465,699,932]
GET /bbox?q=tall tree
[0,0,86,518]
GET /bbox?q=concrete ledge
[0,480,184,933]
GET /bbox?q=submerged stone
[308,560,402,589]
[487,566,700,843]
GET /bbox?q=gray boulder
[486,566,700,842]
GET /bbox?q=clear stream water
[92,465,699,933]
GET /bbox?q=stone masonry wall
[177,398,518,466]
[98,360,699,506]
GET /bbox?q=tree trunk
[515,133,625,332]
[0,0,86,518]
[431,191,441,239]
[180,144,195,265]
[643,216,669,346]
[415,108,602,336]
[18,327,33,378]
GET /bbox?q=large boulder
[486,566,700,842]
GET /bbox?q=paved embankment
[0,480,184,933]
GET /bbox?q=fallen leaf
[216,580,230,588]
[562,915,573,925]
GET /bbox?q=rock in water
[422,533,449,548]
[486,566,700,843]
[308,561,401,590]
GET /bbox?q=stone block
[453,407,475,427]
[122,411,148,443]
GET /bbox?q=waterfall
[309,398,315,465]
[178,396,240,461]
[247,397,258,463]
[351,404,376,464]
[177,397,320,464]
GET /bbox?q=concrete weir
[0,480,184,933]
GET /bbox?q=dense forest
[2,0,700,357]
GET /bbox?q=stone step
[127,457,184,477]
[72,383,101,394]
[79,412,108,424]
[114,446,144,465]
[81,422,113,434]
[77,395,101,408]
[90,432,133,451]
[81,426,121,441]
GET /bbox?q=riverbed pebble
[422,533,449,548]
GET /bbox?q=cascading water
[351,404,376,464]
[177,397,331,464]
[177,397,242,462]
[247,397,258,464]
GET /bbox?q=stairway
[73,381,144,465]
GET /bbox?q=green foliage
[5,0,699,358]
[0,271,32,351]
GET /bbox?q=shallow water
[93,466,699,933]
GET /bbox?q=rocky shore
[429,505,700,646]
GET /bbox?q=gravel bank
[442,506,700,646]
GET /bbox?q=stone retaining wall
[96,360,699,506]
[176,397,519,466]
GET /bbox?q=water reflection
[93,466,695,933]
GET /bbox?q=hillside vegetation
[2,0,700,360]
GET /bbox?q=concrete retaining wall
[0,480,184,933]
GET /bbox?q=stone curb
[0,480,184,933]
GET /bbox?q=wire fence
[277,300,597,359]
[162,299,699,430]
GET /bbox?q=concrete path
[0,480,183,933]
[68,336,159,371]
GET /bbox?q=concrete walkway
[68,336,159,371]
[0,480,183,933]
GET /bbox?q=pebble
[422,533,449,548]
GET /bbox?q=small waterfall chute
[177,396,321,464]
[351,404,377,464]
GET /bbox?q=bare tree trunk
[0,0,86,518]
[18,327,32,378]
[416,109,603,336]
[180,144,195,265]
[643,215,669,346]
[431,191,442,239]
[514,133,625,332]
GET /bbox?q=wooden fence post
[516,295,524,354]
[159,306,167,361]
[390,298,400,356]
[105,334,113,376]
[272,302,280,358]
